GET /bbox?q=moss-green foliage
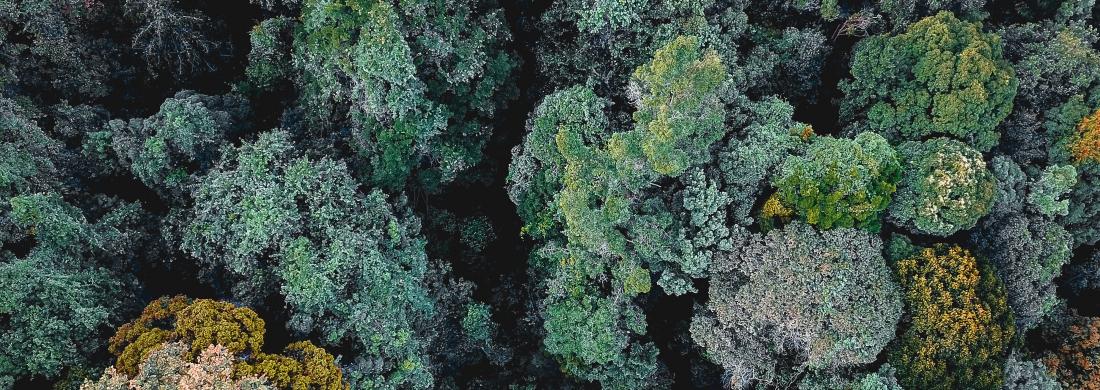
[889,138,997,236]
[691,223,903,388]
[181,130,435,388]
[508,86,609,240]
[889,244,1014,390]
[620,35,727,178]
[293,0,516,190]
[774,132,901,231]
[841,11,1017,152]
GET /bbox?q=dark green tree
[292,0,516,190]
[180,130,436,388]
[841,11,1017,152]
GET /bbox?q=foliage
[889,138,997,236]
[841,11,1017,152]
[773,132,901,231]
[105,91,249,196]
[998,21,1100,164]
[0,255,128,382]
[718,97,808,225]
[0,192,138,383]
[973,157,1073,332]
[889,244,1015,390]
[180,130,435,388]
[1040,311,1100,390]
[82,342,274,390]
[292,0,516,190]
[0,98,63,243]
[94,296,346,390]
[242,17,297,94]
[507,86,609,239]
[691,223,902,388]
[1004,353,1062,390]
[620,35,727,177]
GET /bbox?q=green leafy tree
[889,138,997,236]
[180,130,435,388]
[840,11,1017,152]
[241,17,297,94]
[616,35,727,178]
[691,223,902,388]
[104,91,249,198]
[718,97,808,225]
[889,244,1014,390]
[1,193,138,384]
[507,86,609,239]
[293,0,516,190]
[773,132,901,231]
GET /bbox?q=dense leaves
[889,243,1015,390]
[87,296,347,390]
[773,132,901,231]
[3,1,1099,389]
[841,11,1017,152]
[692,223,902,388]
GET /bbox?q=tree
[539,248,660,389]
[618,35,727,178]
[292,0,516,190]
[717,97,808,225]
[1004,353,1062,390]
[82,342,273,390]
[0,193,139,384]
[0,98,64,243]
[0,255,129,383]
[124,0,221,76]
[92,296,347,390]
[889,244,1014,390]
[973,157,1074,332]
[889,138,997,236]
[876,0,987,25]
[1039,310,1100,390]
[507,86,609,239]
[691,223,902,388]
[998,22,1100,164]
[840,11,1017,152]
[103,91,249,198]
[241,17,297,94]
[773,132,901,231]
[180,130,436,388]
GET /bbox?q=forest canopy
[2,0,1100,389]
